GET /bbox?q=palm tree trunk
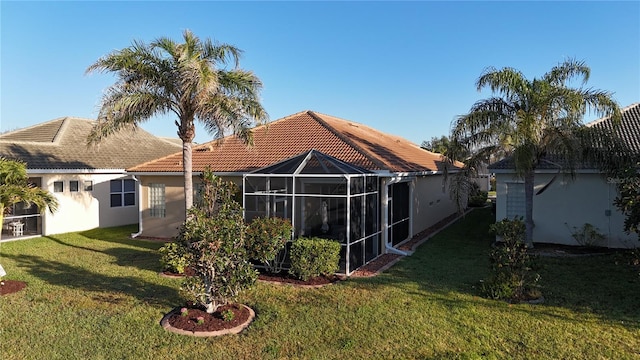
[0,207,4,242]
[183,141,193,214]
[524,171,535,248]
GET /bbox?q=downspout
[385,243,409,256]
[130,175,143,238]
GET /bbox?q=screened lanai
[243,150,381,275]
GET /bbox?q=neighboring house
[490,103,640,248]
[0,117,182,239]
[128,110,462,274]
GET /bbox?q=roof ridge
[183,112,305,150]
[51,117,71,144]
[307,111,388,170]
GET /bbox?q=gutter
[130,175,143,238]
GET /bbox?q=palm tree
[0,158,58,276]
[86,30,268,214]
[450,59,621,247]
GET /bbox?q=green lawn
[0,209,638,359]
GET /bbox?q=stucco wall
[39,173,138,235]
[138,175,242,238]
[495,172,638,248]
[411,174,458,236]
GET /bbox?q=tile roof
[0,117,182,170]
[129,110,451,174]
[488,103,640,170]
[586,102,640,153]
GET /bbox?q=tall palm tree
[450,59,620,247]
[0,158,58,276]
[86,30,268,213]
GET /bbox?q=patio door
[2,177,43,239]
[388,182,410,246]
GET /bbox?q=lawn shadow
[79,225,167,251]
[3,252,180,307]
[45,233,164,273]
[367,208,640,329]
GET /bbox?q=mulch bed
[351,253,402,277]
[0,280,26,296]
[258,270,342,286]
[165,303,250,333]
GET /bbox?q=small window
[53,181,64,193]
[70,181,79,192]
[84,180,93,191]
[506,182,525,219]
[193,183,204,206]
[149,183,166,218]
[110,179,136,207]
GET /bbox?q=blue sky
[1,1,639,146]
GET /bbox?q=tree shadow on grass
[3,252,180,307]
[79,225,166,252]
[44,235,163,273]
[357,208,640,330]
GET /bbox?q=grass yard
[0,208,638,359]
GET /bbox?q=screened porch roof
[248,149,375,175]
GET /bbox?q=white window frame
[110,179,136,208]
[53,181,64,193]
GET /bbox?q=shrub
[245,216,292,274]
[482,217,541,302]
[289,237,341,281]
[179,170,257,313]
[158,241,191,274]
[467,182,488,207]
[570,223,605,247]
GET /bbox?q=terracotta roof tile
[129,111,451,174]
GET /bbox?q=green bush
[467,182,488,207]
[179,170,257,313]
[289,237,341,281]
[158,241,191,274]
[483,217,540,302]
[570,223,605,247]
[245,216,292,274]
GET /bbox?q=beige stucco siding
[138,175,242,238]
[39,173,138,235]
[495,172,638,248]
[411,175,458,236]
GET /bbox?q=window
[53,181,64,193]
[84,180,93,191]
[193,183,204,205]
[70,180,79,192]
[506,182,525,219]
[149,183,166,218]
[110,179,136,207]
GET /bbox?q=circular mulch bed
[0,280,27,296]
[161,303,254,337]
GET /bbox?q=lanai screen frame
[242,150,381,275]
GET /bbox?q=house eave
[128,171,245,177]
[27,168,127,174]
[491,168,603,175]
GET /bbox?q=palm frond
[543,58,590,86]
